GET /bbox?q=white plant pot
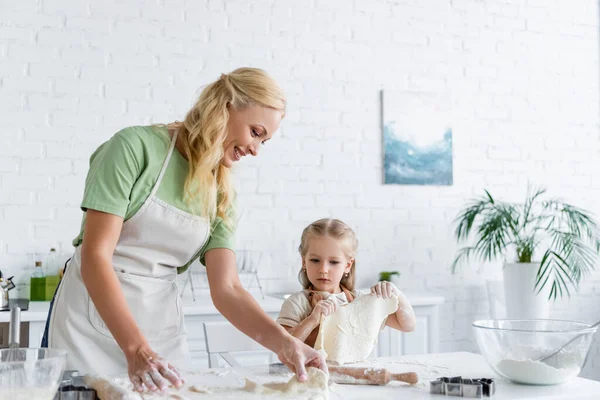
[503,262,550,320]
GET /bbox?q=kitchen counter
[0,301,51,323]
[329,352,600,399]
[175,352,600,399]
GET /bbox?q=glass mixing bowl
[0,348,67,400]
[473,319,597,385]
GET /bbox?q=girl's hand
[310,299,337,320]
[370,281,399,299]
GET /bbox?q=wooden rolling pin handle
[390,371,419,385]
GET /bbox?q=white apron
[47,130,211,375]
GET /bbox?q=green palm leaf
[452,185,600,301]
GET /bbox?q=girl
[277,218,416,347]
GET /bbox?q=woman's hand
[277,336,328,382]
[126,345,184,392]
[310,298,337,320]
[370,281,399,299]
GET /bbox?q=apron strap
[149,128,179,198]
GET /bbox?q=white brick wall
[2,0,600,379]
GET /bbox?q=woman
[42,68,326,392]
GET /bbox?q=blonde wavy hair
[166,68,286,227]
[297,218,359,291]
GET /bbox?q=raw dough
[315,294,398,364]
[84,367,328,400]
[245,367,328,399]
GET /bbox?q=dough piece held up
[315,294,398,364]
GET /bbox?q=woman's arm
[204,248,328,380]
[80,210,183,391]
[80,210,149,359]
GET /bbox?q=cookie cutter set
[54,370,97,400]
[430,376,496,398]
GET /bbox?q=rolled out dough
[315,293,398,364]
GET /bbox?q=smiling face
[221,105,282,168]
[303,235,354,293]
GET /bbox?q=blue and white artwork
[382,91,453,186]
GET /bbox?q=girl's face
[221,105,282,168]
[303,236,353,293]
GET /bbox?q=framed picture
[382,90,453,186]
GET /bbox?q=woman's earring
[344,272,349,277]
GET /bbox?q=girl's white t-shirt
[276,289,365,328]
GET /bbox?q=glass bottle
[30,261,46,301]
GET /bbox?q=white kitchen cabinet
[375,300,441,357]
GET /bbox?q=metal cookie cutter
[430,376,496,398]
[54,370,98,400]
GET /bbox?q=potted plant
[379,271,400,282]
[451,186,600,319]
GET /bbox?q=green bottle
[30,261,46,301]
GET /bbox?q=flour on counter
[84,367,328,400]
[315,294,398,364]
[495,359,580,385]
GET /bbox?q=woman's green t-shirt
[73,125,236,271]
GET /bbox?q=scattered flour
[495,359,580,385]
[205,370,229,377]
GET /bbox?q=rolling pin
[328,365,419,386]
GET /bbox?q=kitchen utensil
[9,305,20,349]
[7,305,20,363]
[473,319,598,385]
[328,365,418,385]
[0,276,16,308]
[267,363,418,385]
[430,376,495,398]
[56,370,97,399]
[0,348,67,400]
[533,320,600,367]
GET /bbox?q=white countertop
[175,352,600,399]
[327,352,600,399]
[0,301,51,323]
